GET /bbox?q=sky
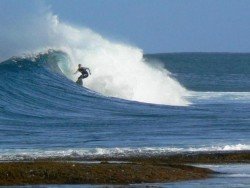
[2,0,250,53]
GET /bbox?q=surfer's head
[78,64,82,68]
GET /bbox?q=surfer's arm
[88,69,91,75]
[85,67,91,75]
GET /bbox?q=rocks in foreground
[0,161,212,185]
[1,151,249,185]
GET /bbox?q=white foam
[0,2,189,106]
[226,174,250,178]
[1,144,249,161]
[189,91,250,104]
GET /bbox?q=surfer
[74,64,91,85]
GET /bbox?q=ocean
[0,52,250,187]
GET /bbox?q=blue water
[0,52,250,186]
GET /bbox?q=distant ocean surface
[1,52,250,187]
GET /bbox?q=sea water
[1,53,250,187]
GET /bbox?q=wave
[0,3,189,106]
[2,3,248,106]
[1,144,249,161]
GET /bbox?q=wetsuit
[78,67,89,80]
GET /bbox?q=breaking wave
[0,3,189,106]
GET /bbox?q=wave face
[0,4,188,106]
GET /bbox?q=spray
[0,2,189,106]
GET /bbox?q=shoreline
[0,151,249,185]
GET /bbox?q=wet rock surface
[0,151,249,185]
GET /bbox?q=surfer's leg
[76,76,83,85]
[76,75,83,83]
[76,74,87,85]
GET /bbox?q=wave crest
[0,4,189,106]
